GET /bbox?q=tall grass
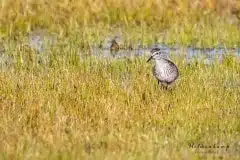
[0,0,240,46]
[0,0,240,159]
[0,51,240,159]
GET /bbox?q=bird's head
[146,48,168,62]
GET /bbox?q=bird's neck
[155,58,168,64]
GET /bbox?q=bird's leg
[158,81,165,90]
[159,82,168,90]
[157,80,162,89]
[162,85,168,90]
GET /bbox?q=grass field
[0,53,239,159]
[0,0,240,159]
[0,0,240,46]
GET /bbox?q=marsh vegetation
[0,0,240,159]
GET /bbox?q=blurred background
[0,0,240,47]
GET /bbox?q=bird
[110,39,120,52]
[109,39,120,58]
[147,48,179,89]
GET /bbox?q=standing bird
[110,39,120,52]
[147,48,179,89]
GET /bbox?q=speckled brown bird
[147,48,179,89]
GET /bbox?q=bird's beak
[146,56,153,62]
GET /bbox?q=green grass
[0,0,240,159]
[0,0,240,47]
[0,50,239,159]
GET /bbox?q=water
[28,29,57,53]
[26,32,240,64]
[0,31,240,66]
[89,44,240,65]
[185,47,225,65]
[0,48,12,69]
[88,38,240,64]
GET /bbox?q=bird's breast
[153,60,178,82]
